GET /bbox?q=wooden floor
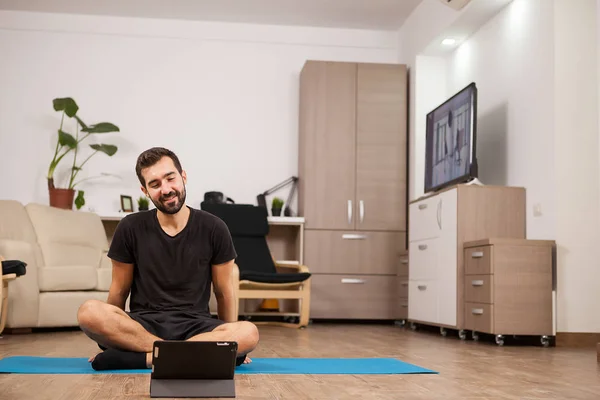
[1,322,599,399]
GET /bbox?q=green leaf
[53,98,78,117]
[82,122,120,133]
[72,166,81,171]
[74,190,85,210]
[90,144,118,156]
[74,115,88,130]
[58,130,77,149]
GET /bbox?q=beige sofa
[0,200,110,329]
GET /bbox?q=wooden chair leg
[0,280,7,335]
[299,279,311,328]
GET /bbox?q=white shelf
[97,212,305,226]
[267,216,305,225]
[97,211,135,221]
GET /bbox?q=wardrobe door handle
[359,200,364,223]
[417,285,427,290]
[418,244,427,250]
[471,280,484,286]
[418,203,427,210]
[471,308,484,315]
[471,251,484,258]
[347,200,352,224]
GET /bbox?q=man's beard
[152,186,186,215]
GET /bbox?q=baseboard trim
[556,332,600,347]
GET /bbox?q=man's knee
[77,299,107,330]
[237,321,259,349]
[217,321,259,349]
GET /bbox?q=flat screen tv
[424,82,478,193]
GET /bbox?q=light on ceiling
[442,38,457,46]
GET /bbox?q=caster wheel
[440,327,447,337]
[458,330,467,340]
[495,335,505,346]
[410,322,417,331]
[394,320,406,327]
[541,335,550,347]
[472,331,479,341]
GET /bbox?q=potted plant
[271,197,284,216]
[137,196,150,211]
[47,98,119,210]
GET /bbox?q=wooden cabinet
[408,184,526,332]
[298,60,408,320]
[298,61,407,232]
[463,238,554,346]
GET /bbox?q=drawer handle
[400,259,408,264]
[471,308,484,315]
[401,282,408,287]
[418,244,427,250]
[341,278,365,284]
[418,204,427,210]
[471,251,484,258]
[342,234,367,240]
[417,285,427,290]
[401,304,408,308]
[471,280,484,286]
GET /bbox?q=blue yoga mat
[0,356,437,375]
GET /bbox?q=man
[77,147,259,370]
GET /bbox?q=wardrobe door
[355,63,407,232]
[298,61,357,230]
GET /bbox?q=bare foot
[243,356,252,364]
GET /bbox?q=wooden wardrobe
[297,60,408,320]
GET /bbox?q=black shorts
[127,310,225,341]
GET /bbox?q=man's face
[141,156,187,215]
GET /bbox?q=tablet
[150,341,238,398]
[151,340,238,380]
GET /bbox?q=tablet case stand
[150,341,238,398]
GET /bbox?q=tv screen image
[424,82,477,193]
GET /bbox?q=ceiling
[0,0,424,30]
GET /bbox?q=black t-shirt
[107,206,237,315]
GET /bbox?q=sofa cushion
[96,267,111,291]
[38,265,97,291]
[0,200,38,244]
[25,203,109,269]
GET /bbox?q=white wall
[0,10,398,214]
[446,0,556,241]
[553,0,599,333]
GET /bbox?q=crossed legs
[77,300,259,369]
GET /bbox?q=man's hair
[135,147,183,187]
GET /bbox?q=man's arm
[211,259,237,323]
[106,260,134,311]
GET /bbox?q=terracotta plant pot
[49,187,75,210]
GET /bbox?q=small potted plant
[271,197,284,216]
[137,196,149,211]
